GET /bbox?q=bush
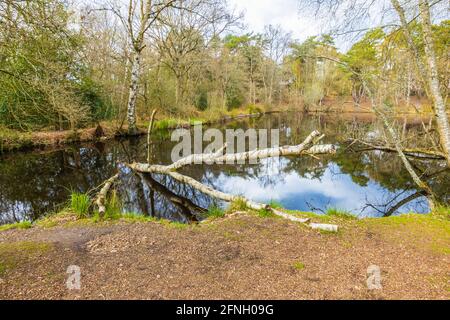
[195,91,209,111]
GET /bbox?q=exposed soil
[0,213,448,300]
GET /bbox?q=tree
[152,0,240,107]
[105,0,176,135]
[298,0,450,166]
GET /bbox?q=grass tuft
[326,208,356,220]
[205,205,225,219]
[227,198,248,213]
[70,192,91,218]
[104,190,122,220]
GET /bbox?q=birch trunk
[127,51,142,135]
[391,0,450,166]
[418,0,450,167]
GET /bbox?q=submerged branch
[348,139,446,160]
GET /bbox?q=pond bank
[0,108,282,154]
[0,210,448,299]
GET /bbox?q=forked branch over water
[122,130,339,232]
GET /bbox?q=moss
[35,210,78,228]
[360,214,450,255]
[0,241,51,276]
[159,219,190,230]
[0,221,32,232]
[120,213,158,223]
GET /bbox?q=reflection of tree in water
[117,168,209,223]
[0,113,448,224]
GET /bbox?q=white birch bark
[418,0,450,167]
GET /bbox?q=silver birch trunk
[127,51,142,135]
[418,0,450,167]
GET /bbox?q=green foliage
[70,193,91,219]
[195,90,209,111]
[0,0,109,131]
[246,104,263,114]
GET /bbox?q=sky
[228,0,322,43]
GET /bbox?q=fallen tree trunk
[125,131,339,232]
[159,130,335,171]
[127,162,335,230]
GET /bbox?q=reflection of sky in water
[210,159,430,217]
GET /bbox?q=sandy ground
[0,213,449,300]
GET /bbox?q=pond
[0,112,448,225]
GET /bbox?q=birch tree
[107,0,176,135]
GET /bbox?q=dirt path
[0,213,448,300]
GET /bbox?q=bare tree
[151,0,241,107]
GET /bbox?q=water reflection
[0,112,448,224]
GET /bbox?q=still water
[0,112,448,224]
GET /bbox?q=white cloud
[228,0,322,42]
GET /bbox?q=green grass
[0,221,32,232]
[257,208,277,218]
[227,198,248,213]
[70,192,91,218]
[326,208,357,220]
[433,205,450,219]
[153,118,183,130]
[205,205,225,219]
[268,200,283,209]
[121,213,158,223]
[292,261,305,270]
[103,190,122,220]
